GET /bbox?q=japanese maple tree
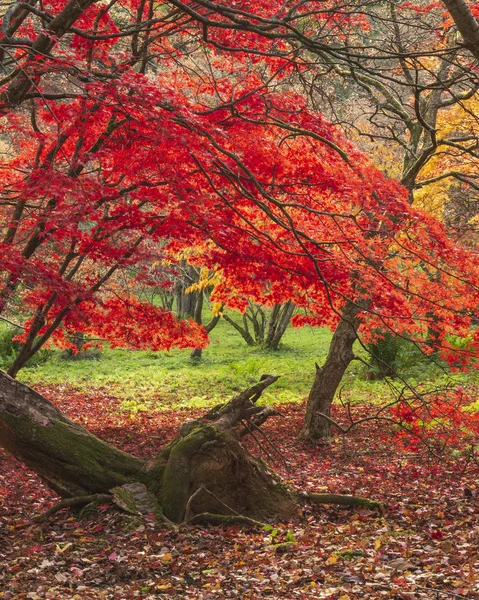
[0,0,479,521]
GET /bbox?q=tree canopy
[2,0,479,378]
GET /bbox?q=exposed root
[184,484,240,523]
[33,494,112,522]
[33,490,383,527]
[183,486,271,527]
[187,512,270,527]
[240,420,278,465]
[241,418,290,470]
[301,492,384,512]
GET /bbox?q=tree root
[301,492,383,512]
[32,489,383,527]
[187,512,270,527]
[33,494,112,522]
[184,483,241,523]
[185,493,383,527]
[181,484,383,529]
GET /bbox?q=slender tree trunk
[249,305,266,344]
[190,293,204,359]
[175,263,199,319]
[8,337,38,378]
[222,313,256,346]
[299,300,364,441]
[223,302,294,349]
[190,298,222,360]
[265,301,294,350]
[442,0,479,61]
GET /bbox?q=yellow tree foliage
[414,95,479,221]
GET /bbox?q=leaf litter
[1,385,478,599]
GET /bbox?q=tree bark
[190,298,222,360]
[223,302,294,349]
[1,0,97,109]
[0,371,145,497]
[175,263,199,320]
[299,300,365,441]
[222,313,256,346]
[265,301,295,350]
[442,0,479,61]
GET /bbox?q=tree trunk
[442,0,479,61]
[0,372,145,497]
[264,301,294,350]
[190,298,222,360]
[249,304,267,344]
[0,371,298,523]
[222,313,256,346]
[223,302,294,349]
[299,300,365,441]
[175,263,199,320]
[190,292,205,359]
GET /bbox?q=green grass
[17,319,332,411]
[12,316,479,413]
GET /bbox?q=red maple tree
[0,0,478,518]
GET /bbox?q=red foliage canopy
[0,0,478,370]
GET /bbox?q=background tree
[222,301,295,350]
[305,1,479,198]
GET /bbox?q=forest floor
[1,384,479,600]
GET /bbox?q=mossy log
[0,370,380,524]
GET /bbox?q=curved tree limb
[442,0,479,60]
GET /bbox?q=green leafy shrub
[0,323,55,370]
[60,347,103,361]
[362,332,402,379]
[25,348,55,368]
[0,324,20,370]
[361,332,433,380]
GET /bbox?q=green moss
[110,485,142,514]
[1,413,144,496]
[160,425,217,523]
[120,516,144,531]
[111,482,165,523]
[337,550,368,559]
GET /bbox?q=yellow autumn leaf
[186,267,223,294]
[326,553,338,565]
[212,301,223,316]
[414,92,479,222]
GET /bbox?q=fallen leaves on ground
[1,385,478,599]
